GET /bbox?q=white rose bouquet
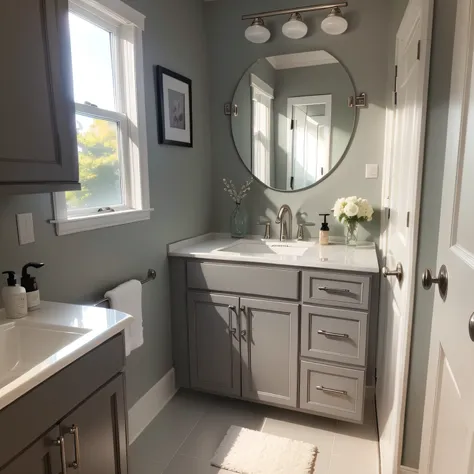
[333,196,374,245]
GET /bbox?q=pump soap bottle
[21,263,45,311]
[319,214,331,246]
[2,271,28,319]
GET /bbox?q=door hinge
[290,119,295,130]
[417,40,421,60]
[387,208,391,220]
[393,65,398,106]
[406,211,410,228]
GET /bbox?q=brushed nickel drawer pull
[316,385,348,396]
[318,329,349,339]
[318,286,351,293]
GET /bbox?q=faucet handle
[296,222,316,241]
[257,220,271,240]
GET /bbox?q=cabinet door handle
[316,385,348,396]
[317,329,349,339]
[53,436,67,474]
[318,286,351,293]
[228,306,238,340]
[67,425,81,469]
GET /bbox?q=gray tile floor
[129,389,379,474]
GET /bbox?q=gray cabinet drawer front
[301,306,368,366]
[187,261,300,300]
[303,271,370,310]
[0,333,124,469]
[300,361,365,423]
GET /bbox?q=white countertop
[0,301,133,411]
[168,234,380,273]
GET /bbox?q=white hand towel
[105,280,143,357]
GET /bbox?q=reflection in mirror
[232,51,356,192]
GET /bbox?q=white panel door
[377,0,428,472]
[419,0,474,471]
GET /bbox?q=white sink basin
[218,240,315,257]
[0,321,89,390]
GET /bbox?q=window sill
[50,208,153,236]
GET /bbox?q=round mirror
[231,50,356,192]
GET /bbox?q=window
[52,0,150,235]
[250,74,274,185]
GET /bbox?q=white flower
[346,196,358,203]
[345,202,359,217]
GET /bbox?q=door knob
[421,265,448,300]
[382,263,403,282]
[469,313,474,342]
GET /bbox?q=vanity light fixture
[321,7,348,35]
[245,17,271,44]
[282,13,308,40]
[243,2,348,43]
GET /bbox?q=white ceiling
[265,51,338,70]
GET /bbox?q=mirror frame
[231,51,359,193]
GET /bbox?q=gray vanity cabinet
[188,292,241,397]
[0,0,80,193]
[0,334,128,473]
[171,258,379,424]
[1,427,61,474]
[240,298,299,407]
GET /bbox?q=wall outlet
[365,164,379,179]
[16,213,35,245]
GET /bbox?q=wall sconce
[242,2,349,44]
[282,13,308,40]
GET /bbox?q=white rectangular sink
[218,240,315,257]
[0,321,89,390]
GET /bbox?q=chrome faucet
[275,205,292,241]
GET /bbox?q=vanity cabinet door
[188,292,241,397]
[0,427,61,474]
[240,298,299,408]
[59,374,128,474]
[0,0,79,192]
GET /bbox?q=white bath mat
[210,425,318,474]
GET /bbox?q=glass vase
[345,221,359,246]
[230,202,248,238]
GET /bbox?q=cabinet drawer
[302,271,370,310]
[301,306,368,366]
[187,261,300,300]
[299,361,365,423]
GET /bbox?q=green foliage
[66,118,121,209]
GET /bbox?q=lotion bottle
[2,271,28,319]
[319,214,331,246]
[21,263,45,311]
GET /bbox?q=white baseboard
[399,466,418,474]
[128,368,177,444]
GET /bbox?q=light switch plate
[365,164,379,179]
[16,213,35,245]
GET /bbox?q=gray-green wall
[204,0,391,241]
[0,0,212,408]
[402,0,456,467]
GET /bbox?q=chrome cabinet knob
[422,265,448,300]
[382,263,403,282]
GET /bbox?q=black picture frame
[155,66,193,147]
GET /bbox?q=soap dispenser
[319,214,330,246]
[21,263,45,311]
[2,271,28,319]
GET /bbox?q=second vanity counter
[168,233,381,424]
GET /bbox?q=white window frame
[51,0,151,236]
